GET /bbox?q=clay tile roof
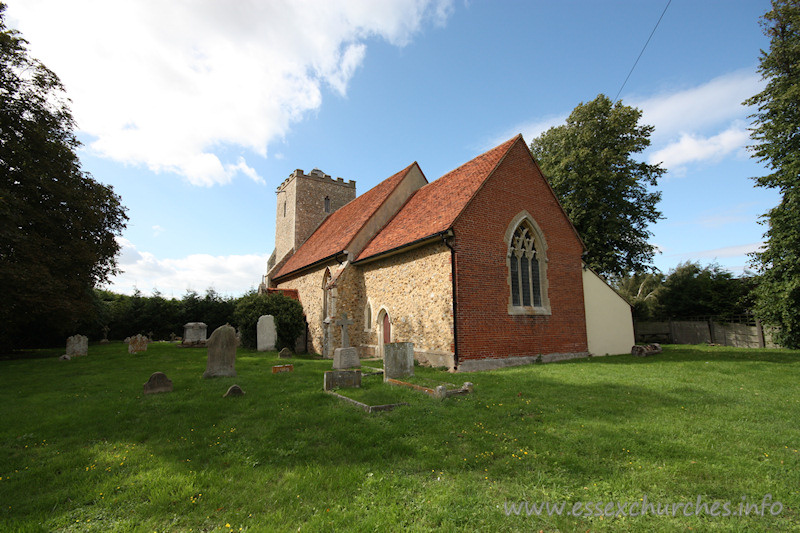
[356,135,520,261]
[274,163,417,279]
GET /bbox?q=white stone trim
[376,306,393,359]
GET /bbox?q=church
[260,135,634,372]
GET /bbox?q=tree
[658,262,753,320]
[615,271,664,321]
[744,0,800,348]
[233,292,305,351]
[0,4,128,349]
[530,94,665,278]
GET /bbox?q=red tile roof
[273,163,418,279]
[266,288,300,301]
[355,135,520,261]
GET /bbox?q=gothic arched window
[506,213,550,315]
[324,196,331,213]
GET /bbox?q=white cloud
[648,122,750,169]
[632,69,763,140]
[108,237,268,296]
[151,225,165,237]
[487,113,568,149]
[503,69,763,170]
[667,242,764,260]
[7,0,453,186]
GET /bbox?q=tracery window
[506,213,550,315]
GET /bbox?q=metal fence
[634,316,781,349]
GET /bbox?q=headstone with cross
[336,313,354,348]
[333,313,359,369]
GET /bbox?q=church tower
[267,168,356,281]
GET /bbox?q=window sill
[507,304,551,316]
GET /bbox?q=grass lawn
[1,343,798,532]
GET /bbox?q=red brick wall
[452,140,588,362]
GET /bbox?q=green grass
[1,343,799,532]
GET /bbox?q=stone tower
[267,168,356,279]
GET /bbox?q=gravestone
[143,372,173,394]
[128,334,148,354]
[203,324,237,378]
[257,315,276,352]
[279,347,292,359]
[383,342,414,381]
[223,384,245,397]
[333,347,360,369]
[100,325,110,344]
[183,322,208,344]
[324,370,362,391]
[66,334,88,357]
[333,313,359,369]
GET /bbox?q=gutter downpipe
[442,230,458,371]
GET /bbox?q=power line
[613,0,672,103]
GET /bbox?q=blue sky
[8,0,777,296]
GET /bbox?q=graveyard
[0,341,798,532]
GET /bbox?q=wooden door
[382,313,391,344]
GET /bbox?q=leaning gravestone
[279,347,292,359]
[384,342,414,381]
[143,372,173,394]
[257,315,276,352]
[183,322,208,344]
[203,324,237,378]
[128,334,148,354]
[66,334,88,357]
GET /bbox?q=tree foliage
[0,4,128,349]
[616,262,756,321]
[233,292,305,351]
[615,271,665,321]
[744,0,800,348]
[82,289,236,342]
[530,94,665,278]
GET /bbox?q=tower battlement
[272,167,357,272]
[277,168,356,192]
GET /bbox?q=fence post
[756,318,766,348]
[708,318,715,344]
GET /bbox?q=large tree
[744,0,800,348]
[530,94,665,278]
[0,4,128,349]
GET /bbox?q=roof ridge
[355,135,521,262]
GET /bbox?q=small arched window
[324,196,331,213]
[506,213,550,315]
[322,268,331,319]
[364,302,372,332]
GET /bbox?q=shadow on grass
[573,344,800,366]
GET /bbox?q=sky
[7,0,778,297]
